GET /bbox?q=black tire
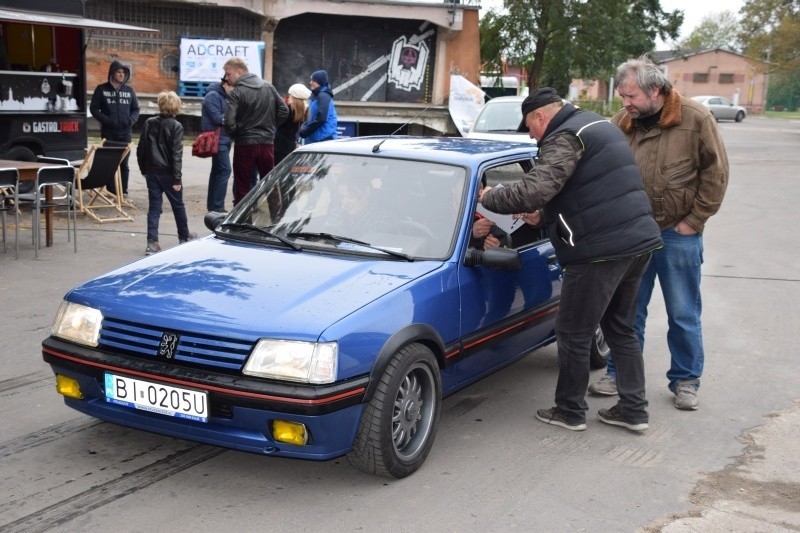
[347,343,441,478]
[735,111,745,122]
[6,146,38,193]
[5,145,37,162]
[590,325,610,370]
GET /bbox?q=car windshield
[222,152,468,260]
[471,101,522,133]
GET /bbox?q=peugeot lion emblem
[158,332,179,359]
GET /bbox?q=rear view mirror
[204,211,227,230]
[463,247,521,270]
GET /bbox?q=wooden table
[0,159,67,247]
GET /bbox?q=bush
[574,98,622,117]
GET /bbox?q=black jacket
[275,106,301,165]
[223,73,289,145]
[89,60,140,142]
[136,115,183,183]
[544,107,661,264]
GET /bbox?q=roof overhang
[0,8,157,32]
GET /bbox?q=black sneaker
[535,407,587,431]
[598,405,649,432]
[179,232,197,244]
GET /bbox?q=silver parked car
[692,95,747,122]
[466,95,537,143]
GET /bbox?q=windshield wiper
[219,222,302,250]
[287,231,414,261]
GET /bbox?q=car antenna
[372,93,449,153]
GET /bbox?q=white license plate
[104,372,208,423]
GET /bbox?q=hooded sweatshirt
[89,60,140,142]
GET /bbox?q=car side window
[481,160,548,249]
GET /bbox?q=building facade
[571,49,770,115]
[84,0,482,135]
[657,49,769,114]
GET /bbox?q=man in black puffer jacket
[480,88,662,434]
[90,60,139,197]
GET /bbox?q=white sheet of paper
[475,203,524,234]
[475,183,526,234]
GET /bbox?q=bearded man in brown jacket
[589,57,729,411]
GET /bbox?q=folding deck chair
[75,144,134,223]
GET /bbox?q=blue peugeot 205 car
[42,136,608,478]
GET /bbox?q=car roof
[296,136,537,165]
[483,95,526,105]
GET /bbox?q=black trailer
[0,0,153,162]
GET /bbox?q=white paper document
[475,203,525,234]
[475,183,528,234]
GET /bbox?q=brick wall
[86,47,180,95]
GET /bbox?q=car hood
[66,238,443,339]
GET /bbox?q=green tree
[767,71,800,110]
[739,0,800,74]
[679,11,741,52]
[479,0,682,94]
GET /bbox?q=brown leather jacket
[612,90,728,233]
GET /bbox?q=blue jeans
[146,174,190,243]
[206,143,231,212]
[607,228,704,392]
[555,254,651,424]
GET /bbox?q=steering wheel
[396,219,436,240]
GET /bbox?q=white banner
[179,38,264,82]
[448,74,485,137]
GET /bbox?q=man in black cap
[480,87,663,433]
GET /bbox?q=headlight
[51,301,103,347]
[243,340,337,384]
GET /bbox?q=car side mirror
[204,211,228,231]
[463,247,521,270]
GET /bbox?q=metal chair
[0,167,20,259]
[17,165,77,258]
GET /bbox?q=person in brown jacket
[588,57,729,411]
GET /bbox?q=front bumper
[42,337,368,460]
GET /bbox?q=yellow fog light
[56,374,84,400]
[272,420,308,446]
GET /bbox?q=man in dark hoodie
[299,70,338,144]
[90,60,140,198]
[222,57,289,205]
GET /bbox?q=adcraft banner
[448,74,485,137]
[180,38,264,82]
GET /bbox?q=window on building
[719,73,735,84]
[693,73,709,83]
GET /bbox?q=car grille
[99,317,254,371]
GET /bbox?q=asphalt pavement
[1,123,799,532]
